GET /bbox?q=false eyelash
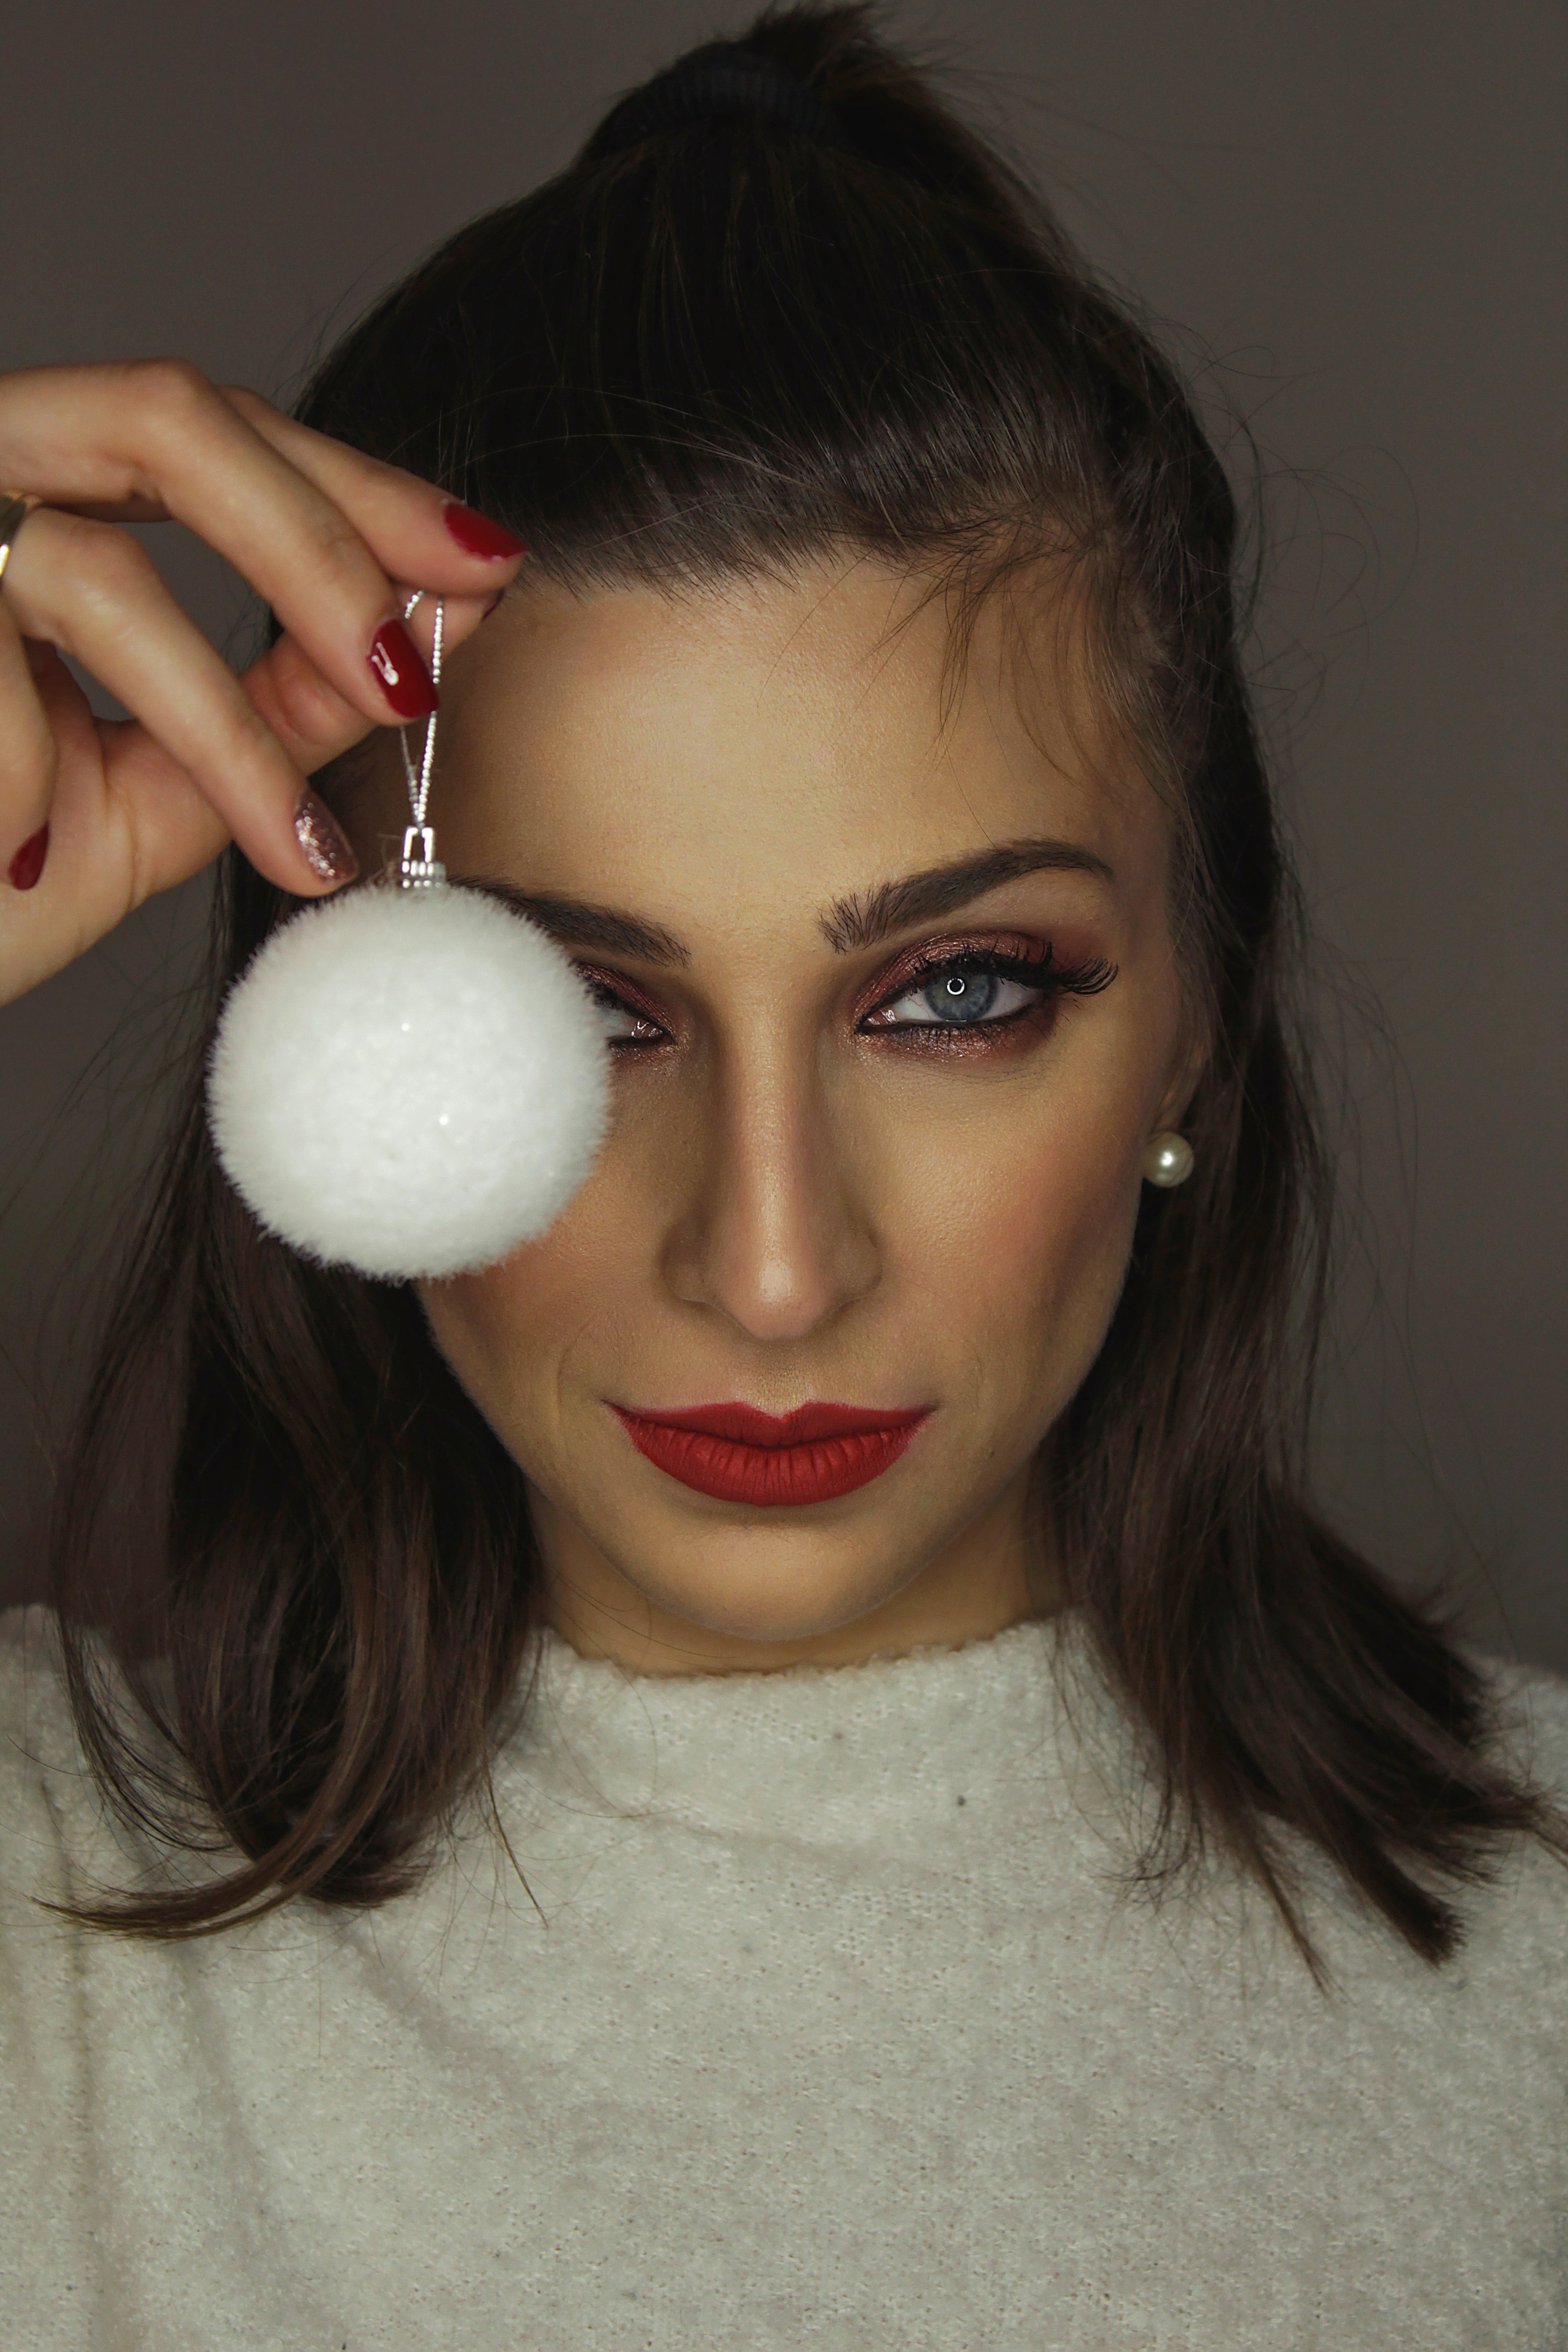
[583,988,667,1044]
[579,941,1119,1054]
[581,971,668,1046]
[884,945,1114,1002]
[862,942,1117,1026]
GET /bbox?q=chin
[536,1460,944,1644]
[648,1575,905,1648]
[624,1524,916,1639]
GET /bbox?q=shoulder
[0,1603,81,1746]
[1480,1647,1568,1799]
[0,1610,113,2313]
[0,1605,152,1916]
[1422,1651,1568,1999]
[0,1611,93,2130]
[0,1602,106,1788]
[0,1607,91,1910]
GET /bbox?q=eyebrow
[456,835,1112,970]
[819,838,1114,953]
[461,880,691,966]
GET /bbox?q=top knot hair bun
[592,40,849,153]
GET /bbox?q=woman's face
[362,559,1193,1672]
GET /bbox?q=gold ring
[0,493,42,586]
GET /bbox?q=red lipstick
[612,1400,931,1507]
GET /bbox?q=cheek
[419,1168,652,1445]
[419,1054,719,1459]
[883,1071,1145,1416]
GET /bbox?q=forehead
[409,558,1163,917]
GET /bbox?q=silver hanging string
[397,589,446,888]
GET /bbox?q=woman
[1,9,1563,2345]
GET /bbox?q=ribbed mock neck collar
[496,1612,1121,1845]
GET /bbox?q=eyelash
[860,943,1116,1043]
[578,941,1117,1052]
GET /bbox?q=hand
[0,359,527,1005]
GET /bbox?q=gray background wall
[2,1,1563,1667]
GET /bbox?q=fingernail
[7,825,48,892]
[442,501,527,561]
[481,591,506,621]
[368,620,439,720]
[294,791,358,885]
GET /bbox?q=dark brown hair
[50,4,1561,1964]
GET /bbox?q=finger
[0,361,436,726]
[2,505,351,896]
[240,589,501,779]
[40,646,234,910]
[0,363,188,509]
[0,582,512,1001]
[0,363,524,725]
[0,597,57,863]
[219,387,529,582]
[0,686,231,1005]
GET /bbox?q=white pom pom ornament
[208,594,610,1280]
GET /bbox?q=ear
[1151,1000,1210,1137]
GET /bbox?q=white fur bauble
[208,886,610,1280]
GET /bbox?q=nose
[661,1038,882,1344]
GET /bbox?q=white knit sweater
[1,1601,1564,2351]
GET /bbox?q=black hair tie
[594,41,847,154]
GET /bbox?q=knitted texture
[1,1603,1564,2349]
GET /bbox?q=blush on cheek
[418,1250,570,1438]
[944,1126,1144,1437]
[417,1175,652,1457]
[424,1152,627,1345]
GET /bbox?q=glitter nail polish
[294,791,359,884]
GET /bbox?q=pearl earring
[1142,1131,1194,1188]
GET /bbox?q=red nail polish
[8,825,48,892]
[442,502,527,561]
[368,620,439,720]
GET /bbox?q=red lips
[612,1400,931,1507]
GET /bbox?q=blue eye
[873,960,1046,1029]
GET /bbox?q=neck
[534,1471,1057,1677]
